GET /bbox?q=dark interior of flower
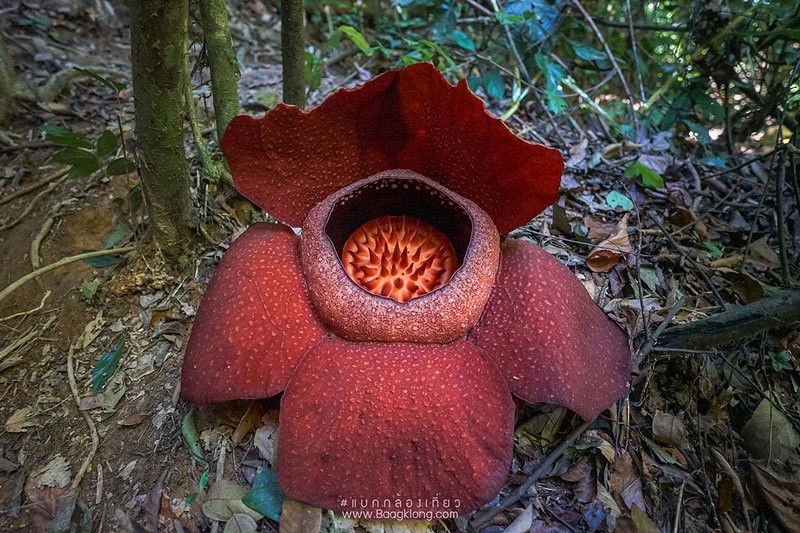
[326,176,472,302]
[341,215,458,302]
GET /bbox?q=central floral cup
[299,169,501,343]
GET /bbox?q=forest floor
[1,1,799,533]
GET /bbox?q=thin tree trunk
[281,0,306,107]
[198,0,240,139]
[129,0,193,257]
[0,32,19,125]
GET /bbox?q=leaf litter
[0,0,798,531]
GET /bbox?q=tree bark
[658,290,800,349]
[129,0,193,257]
[198,0,240,139]
[0,32,18,125]
[280,0,306,107]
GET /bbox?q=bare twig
[570,0,639,133]
[0,173,68,232]
[775,150,790,285]
[648,214,727,309]
[30,216,54,270]
[0,291,51,322]
[489,0,570,145]
[469,418,595,529]
[0,246,136,305]
[0,168,69,206]
[67,343,99,491]
[625,0,646,103]
[0,141,59,155]
[637,296,687,360]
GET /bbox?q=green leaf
[128,184,144,214]
[338,25,374,56]
[606,191,634,211]
[72,66,126,92]
[182,409,208,466]
[91,341,124,394]
[625,161,665,189]
[50,146,96,165]
[570,42,607,62]
[534,53,567,113]
[80,279,100,301]
[305,51,323,92]
[495,12,523,24]
[95,130,118,158]
[104,219,130,249]
[484,70,505,100]
[106,157,136,176]
[185,469,210,508]
[80,250,121,268]
[704,241,723,257]
[242,468,284,522]
[42,125,94,149]
[769,351,793,372]
[450,30,475,51]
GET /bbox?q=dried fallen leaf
[117,414,147,427]
[0,470,25,518]
[565,138,589,168]
[224,513,258,533]
[82,310,105,349]
[5,406,40,433]
[630,505,658,533]
[203,480,262,523]
[232,401,265,446]
[383,521,430,533]
[748,236,780,271]
[609,450,647,513]
[741,399,800,463]
[561,456,596,503]
[504,504,534,533]
[587,214,631,273]
[652,411,688,448]
[750,461,800,533]
[279,498,322,533]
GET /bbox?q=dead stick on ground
[0,291,51,322]
[469,418,595,529]
[649,213,727,310]
[0,247,136,305]
[0,168,69,206]
[637,296,687,360]
[0,174,69,232]
[31,216,54,270]
[67,343,99,491]
[658,290,800,349]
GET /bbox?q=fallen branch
[0,246,136,305]
[67,343,99,491]
[658,290,800,349]
[469,418,595,529]
[0,168,68,206]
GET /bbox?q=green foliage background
[305,0,799,157]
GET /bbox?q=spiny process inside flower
[341,215,458,302]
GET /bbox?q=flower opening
[342,215,458,303]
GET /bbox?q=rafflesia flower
[181,63,631,515]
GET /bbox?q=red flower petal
[222,63,562,233]
[181,223,326,403]
[277,339,514,514]
[468,238,631,419]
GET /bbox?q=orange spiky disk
[341,215,458,303]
